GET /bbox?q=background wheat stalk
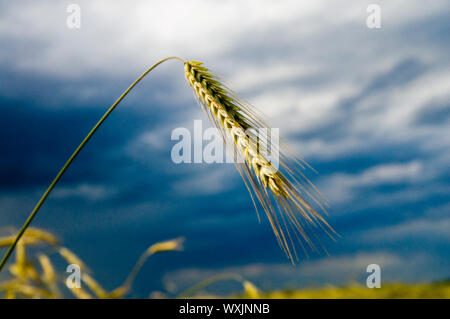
[0,227,183,298]
[0,56,334,270]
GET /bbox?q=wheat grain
[184,61,336,262]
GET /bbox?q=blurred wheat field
[2,227,448,299]
[244,282,450,299]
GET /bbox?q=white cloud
[354,69,450,136]
[362,217,450,242]
[0,0,327,77]
[228,63,321,92]
[172,166,237,196]
[250,82,358,132]
[52,183,115,201]
[351,161,423,185]
[320,161,424,204]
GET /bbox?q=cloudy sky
[1,0,449,297]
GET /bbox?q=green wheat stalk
[0,56,183,271]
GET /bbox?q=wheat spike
[184,61,336,262]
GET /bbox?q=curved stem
[0,56,185,271]
[120,250,153,293]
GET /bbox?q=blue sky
[0,1,449,297]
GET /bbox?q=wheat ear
[184,61,336,262]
